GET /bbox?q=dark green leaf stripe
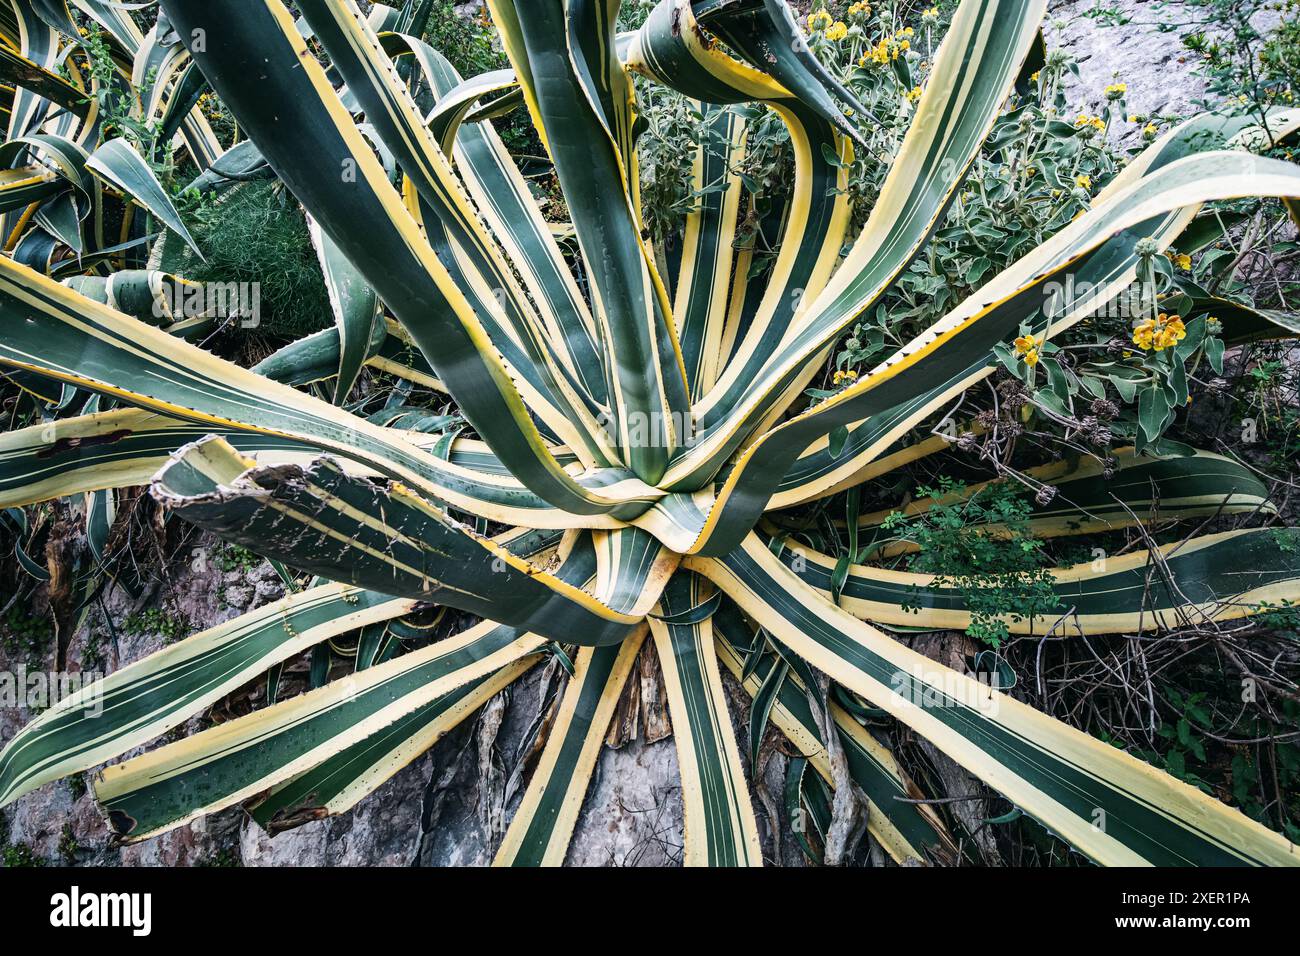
[593,525,679,616]
[650,574,762,865]
[675,103,747,401]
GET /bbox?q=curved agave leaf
[162,0,650,512]
[628,0,853,435]
[0,583,417,808]
[492,0,690,482]
[781,527,1300,635]
[251,653,542,832]
[410,43,608,407]
[713,600,953,864]
[493,632,647,866]
[305,216,382,404]
[297,0,613,462]
[665,0,1048,491]
[689,536,1300,865]
[86,138,203,257]
[0,255,636,527]
[151,436,640,644]
[648,573,763,865]
[838,447,1277,557]
[95,539,601,841]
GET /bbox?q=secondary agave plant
[2,0,1300,866]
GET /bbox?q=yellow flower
[1131,313,1186,351]
[1029,71,1040,82]
[832,369,859,386]
[1075,174,1092,189]
[922,7,939,21]
[1172,252,1192,271]
[848,1,871,16]
[906,85,923,103]
[1104,82,1127,100]
[825,20,848,41]
[1014,333,1042,366]
[808,10,833,30]
[1143,123,1159,140]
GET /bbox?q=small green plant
[197,848,242,867]
[1251,599,1300,636]
[123,608,191,645]
[1,608,52,665]
[64,772,87,801]
[180,180,333,341]
[882,478,1058,645]
[1,841,42,868]
[215,544,263,574]
[57,823,79,863]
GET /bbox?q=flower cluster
[1131,312,1186,351]
[1074,113,1107,133]
[860,30,911,66]
[832,368,860,386]
[808,9,834,31]
[825,20,848,41]
[848,1,872,21]
[1014,333,1042,367]
[1104,82,1127,100]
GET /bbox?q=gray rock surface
[1046,0,1207,138]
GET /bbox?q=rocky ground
[0,0,1247,867]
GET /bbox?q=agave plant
[2,0,1300,867]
